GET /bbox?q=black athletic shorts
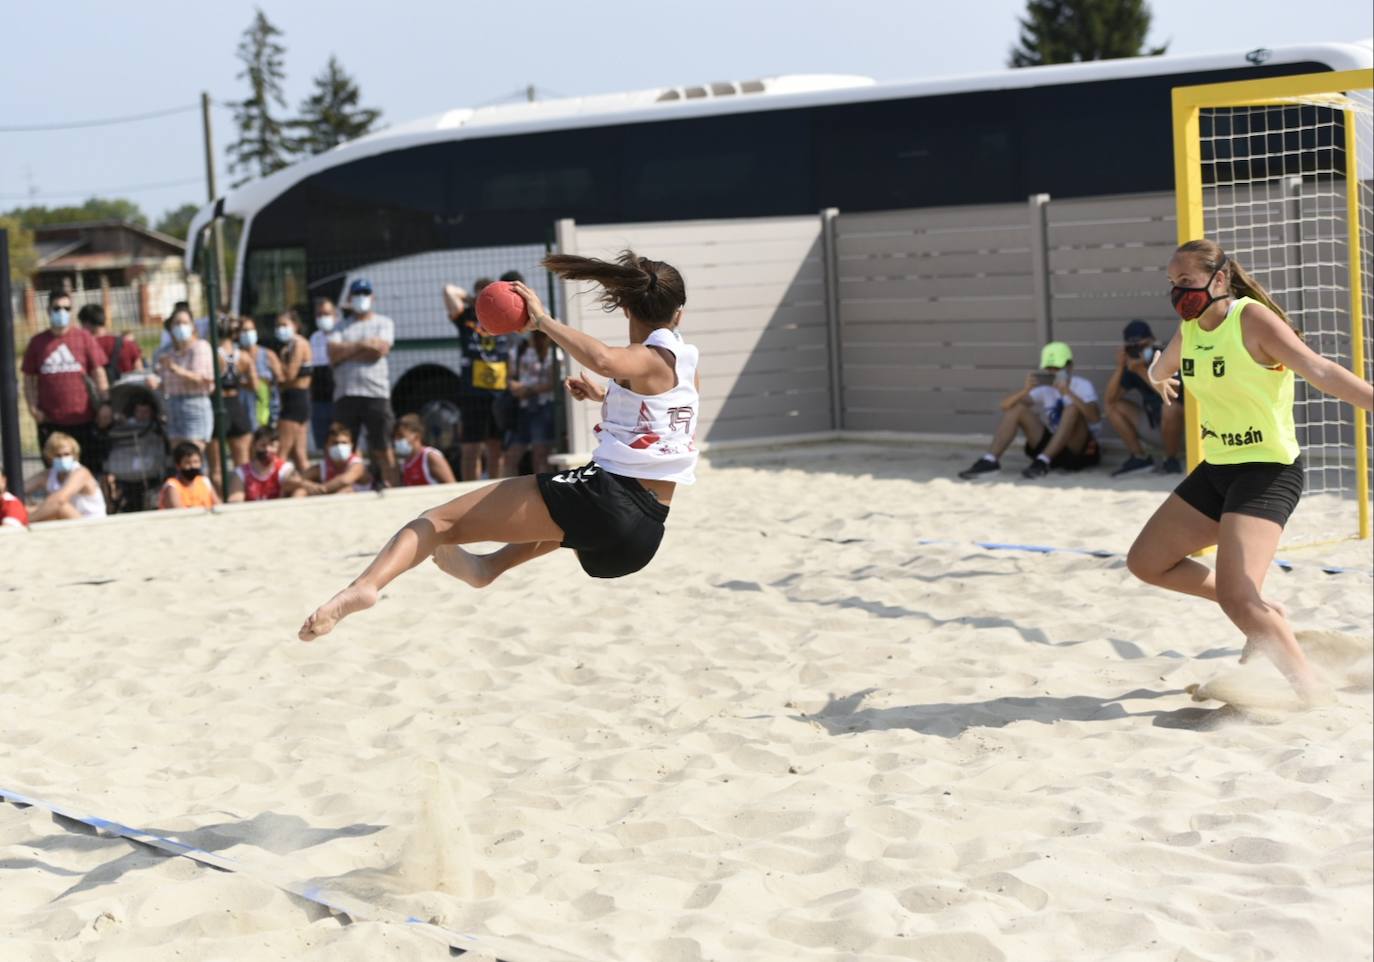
[279,388,310,424]
[1025,429,1101,471]
[221,393,253,439]
[458,393,502,444]
[536,462,669,579]
[1174,457,1304,527]
[333,395,395,453]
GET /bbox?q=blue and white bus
[189,40,1374,414]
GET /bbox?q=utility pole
[200,92,227,311]
[526,84,536,103]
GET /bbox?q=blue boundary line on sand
[0,786,587,962]
[909,537,1370,575]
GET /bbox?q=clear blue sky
[2,0,1370,229]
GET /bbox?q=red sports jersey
[401,447,441,486]
[323,452,371,492]
[236,457,292,501]
[1,491,28,528]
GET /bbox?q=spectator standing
[78,303,144,382]
[275,309,313,471]
[157,307,216,456]
[1,469,29,529]
[446,279,516,480]
[330,279,398,485]
[227,426,295,502]
[241,316,283,428]
[27,431,107,521]
[308,297,339,453]
[218,318,260,467]
[1106,319,1185,476]
[394,414,456,486]
[22,289,109,469]
[158,441,220,509]
[958,342,1102,480]
[503,329,560,476]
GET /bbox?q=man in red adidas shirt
[22,289,108,468]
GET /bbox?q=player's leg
[432,539,562,588]
[1214,512,1316,697]
[1125,494,1221,600]
[299,475,563,640]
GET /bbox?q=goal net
[1174,69,1373,547]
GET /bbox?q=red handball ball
[475,281,530,335]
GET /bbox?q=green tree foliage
[3,197,148,230]
[291,55,382,155]
[155,203,201,242]
[227,8,291,187]
[0,216,38,286]
[1009,0,1167,68]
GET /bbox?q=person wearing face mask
[329,279,398,486]
[226,426,296,501]
[237,316,283,429]
[27,431,107,522]
[274,309,313,472]
[158,442,220,510]
[284,422,373,496]
[1126,239,1374,702]
[308,297,340,454]
[217,317,260,467]
[157,307,216,456]
[1105,319,1185,476]
[393,414,456,486]
[22,289,110,470]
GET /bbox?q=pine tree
[227,8,291,186]
[291,55,382,155]
[1009,0,1167,68]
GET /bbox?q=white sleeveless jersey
[591,327,699,484]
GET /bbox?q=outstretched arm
[1246,303,1374,411]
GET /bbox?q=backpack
[104,334,125,385]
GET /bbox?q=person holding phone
[958,341,1102,480]
[1106,319,1185,476]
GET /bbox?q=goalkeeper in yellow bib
[1127,239,1374,700]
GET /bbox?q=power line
[0,102,201,133]
[0,176,203,202]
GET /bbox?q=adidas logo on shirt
[39,343,84,375]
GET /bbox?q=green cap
[1040,341,1073,369]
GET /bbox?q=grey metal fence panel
[555,215,831,452]
[834,201,1039,435]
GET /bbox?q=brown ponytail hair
[1175,239,1299,333]
[541,249,685,327]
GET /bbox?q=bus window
[244,247,307,318]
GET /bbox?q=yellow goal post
[1172,68,1374,545]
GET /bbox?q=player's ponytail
[1175,239,1300,335]
[542,249,685,327]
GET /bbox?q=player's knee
[1125,539,1162,584]
[1216,578,1262,623]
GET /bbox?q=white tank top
[47,467,107,518]
[591,327,699,484]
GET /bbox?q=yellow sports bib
[1180,296,1299,465]
[472,359,508,391]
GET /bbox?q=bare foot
[298,583,379,641]
[432,544,495,588]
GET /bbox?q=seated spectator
[227,426,295,502]
[27,431,108,521]
[284,422,372,496]
[1106,319,1184,476]
[159,441,220,509]
[503,329,560,476]
[79,303,144,382]
[958,341,1102,481]
[1,469,29,529]
[394,414,456,486]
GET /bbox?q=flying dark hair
[541,249,685,327]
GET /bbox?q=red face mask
[1169,256,1228,321]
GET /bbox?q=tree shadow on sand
[795,687,1227,738]
[8,809,384,902]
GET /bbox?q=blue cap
[1123,319,1153,342]
[348,278,373,296]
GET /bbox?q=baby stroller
[103,376,169,512]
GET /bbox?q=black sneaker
[958,457,1000,480]
[1111,455,1155,477]
[1160,457,1184,474]
[1021,458,1050,479]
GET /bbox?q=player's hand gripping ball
[475,281,530,335]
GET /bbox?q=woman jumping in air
[299,250,699,640]
[1127,239,1374,698]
